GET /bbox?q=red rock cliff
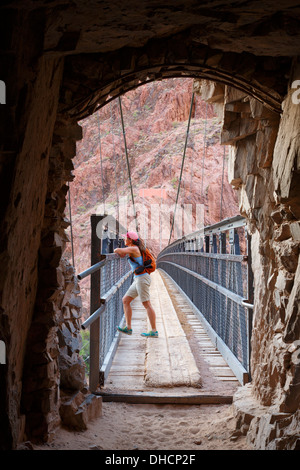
[66,78,239,313]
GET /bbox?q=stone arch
[59,31,290,122]
[22,54,297,446]
[51,52,299,449]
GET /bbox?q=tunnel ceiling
[12,0,300,57]
[59,34,291,120]
[5,1,300,118]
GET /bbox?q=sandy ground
[34,402,252,451]
[33,272,253,453]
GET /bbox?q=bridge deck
[101,270,240,403]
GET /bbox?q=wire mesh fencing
[99,255,132,369]
[79,252,132,389]
[157,216,253,380]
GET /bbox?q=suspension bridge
[77,213,253,405]
[70,92,254,405]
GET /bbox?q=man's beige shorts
[125,273,151,303]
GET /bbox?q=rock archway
[0,1,300,449]
[59,31,289,121]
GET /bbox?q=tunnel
[0,1,300,450]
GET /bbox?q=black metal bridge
[78,214,253,397]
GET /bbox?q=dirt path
[34,401,251,451]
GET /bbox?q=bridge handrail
[77,259,107,280]
[159,214,246,257]
[159,251,246,262]
[78,253,131,327]
[77,253,121,280]
[77,251,131,389]
[157,214,253,384]
[80,267,132,330]
[159,259,253,307]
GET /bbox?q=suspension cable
[200,102,208,203]
[168,91,195,245]
[111,102,120,223]
[189,93,196,202]
[96,112,106,214]
[118,96,139,233]
[220,145,225,221]
[68,182,75,268]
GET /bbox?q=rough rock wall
[20,113,102,443]
[196,57,300,449]
[20,114,77,441]
[0,31,64,448]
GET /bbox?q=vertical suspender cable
[96,112,106,214]
[220,145,225,221]
[118,96,139,234]
[189,94,196,202]
[168,92,194,245]
[143,188,147,249]
[68,183,75,268]
[201,102,208,203]
[111,102,120,224]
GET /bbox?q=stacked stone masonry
[21,114,102,442]
[195,58,300,450]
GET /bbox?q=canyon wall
[0,43,64,447]
[196,58,300,449]
[68,78,239,317]
[20,113,102,443]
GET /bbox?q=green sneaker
[141,330,158,338]
[117,326,132,335]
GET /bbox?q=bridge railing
[77,215,132,392]
[157,215,254,385]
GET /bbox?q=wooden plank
[210,368,236,377]
[216,376,239,381]
[109,365,145,372]
[109,372,144,377]
[201,356,228,365]
[96,391,233,405]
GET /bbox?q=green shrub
[80,329,90,374]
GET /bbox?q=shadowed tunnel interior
[0,1,300,450]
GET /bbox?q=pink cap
[122,231,139,241]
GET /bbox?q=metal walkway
[100,270,239,404]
